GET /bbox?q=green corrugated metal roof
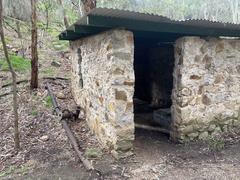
[59,8,240,42]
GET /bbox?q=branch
[3,19,18,33]
[0,91,13,98]
[3,15,28,24]
[2,79,29,88]
[43,76,70,81]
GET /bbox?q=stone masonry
[70,29,135,156]
[70,28,240,153]
[171,37,240,141]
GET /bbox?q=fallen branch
[45,83,94,171]
[4,16,28,24]
[135,123,170,134]
[3,19,18,34]
[0,91,12,98]
[1,77,69,89]
[2,79,29,88]
[43,76,70,81]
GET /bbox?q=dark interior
[133,37,175,132]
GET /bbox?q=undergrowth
[0,55,31,72]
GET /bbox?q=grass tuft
[208,137,225,151]
[44,95,53,108]
[85,148,102,159]
[0,55,31,72]
[31,109,39,117]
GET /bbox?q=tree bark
[46,8,49,29]
[30,0,38,89]
[0,0,20,151]
[13,7,22,38]
[58,0,69,28]
[82,0,96,14]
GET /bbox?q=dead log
[0,91,12,98]
[45,83,94,171]
[43,76,70,81]
[2,79,29,88]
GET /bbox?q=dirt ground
[1,79,240,180]
[1,25,240,180]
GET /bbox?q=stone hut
[60,8,240,155]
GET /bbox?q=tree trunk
[58,0,69,28]
[46,9,49,29]
[16,21,22,38]
[13,7,22,38]
[30,0,38,89]
[0,0,20,151]
[82,0,96,14]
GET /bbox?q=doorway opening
[133,38,175,134]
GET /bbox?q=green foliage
[208,137,225,151]
[31,109,39,117]
[40,68,56,77]
[0,55,31,72]
[52,40,68,51]
[0,165,30,178]
[44,95,53,108]
[85,148,102,159]
[0,166,15,177]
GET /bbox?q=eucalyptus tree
[38,0,55,29]
[0,0,20,151]
[2,0,31,21]
[2,0,31,38]
[228,0,240,23]
[30,0,38,89]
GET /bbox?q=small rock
[233,120,240,127]
[180,125,194,134]
[56,92,66,99]
[26,159,38,167]
[199,131,209,140]
[188,132,199,139]
[211,127,222,137]
[222,125,228,132]
[208,124,216,132]
[85,148,102,159]
[40,135,49,141]
[51,61,61,67]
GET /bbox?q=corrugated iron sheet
[88,8,240,30]
[59,8,240,41]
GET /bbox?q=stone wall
[172,37,240,141]
[70,29,135,156]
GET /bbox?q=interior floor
[134,98,171,131]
